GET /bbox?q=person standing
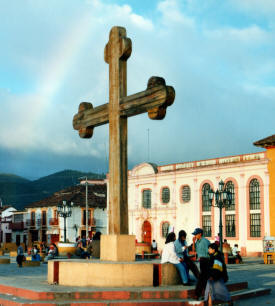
[204,243,231,304]
[16,242,24,268]
[192,228,210,300]
[161,232,191,286]
[174,230,200,280]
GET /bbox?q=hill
[0,170,105,210]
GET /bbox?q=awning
[46,229,59,235]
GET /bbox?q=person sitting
[151,239,158,252]
[204,243,231,304]
[31,245,41,261]
[90,231,101,258]
[81,236,87,248]
[52,243,59,256]
[44,243,58,263]
[161,232,191,286]
[232,244,243,263]
[75,242,90,259]
[174,230,200,281]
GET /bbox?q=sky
[0,0,275,180]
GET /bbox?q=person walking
[161,232,191,286]
[192,228,211,300]
[174,230,200,281]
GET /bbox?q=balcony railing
[26,219,35,227]
[49,218,59,226]
[82,218,96,227]
[9,221,25,230]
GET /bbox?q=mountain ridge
[0,169,105,210]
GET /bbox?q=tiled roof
[25,184,106,209]
[254,135,275,148]
[0,205,13,212]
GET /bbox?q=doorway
[142,220,152,243]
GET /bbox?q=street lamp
[208,180,232,253]
[57,201,73,243]
[78,176,89,240]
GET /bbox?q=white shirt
[161,241,180,264]
[232,246,239,256]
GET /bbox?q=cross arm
[73,77,175,138]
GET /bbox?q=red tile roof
[254,135,275,148]
[25,184,106,209]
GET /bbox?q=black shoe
[193,295,204,301]
[183,282,192,286]
[188,279,196,283]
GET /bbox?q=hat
[192,228,203,235]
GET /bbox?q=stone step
[0,287,270,306]
[0,282,248,302]
[231,287,271,302]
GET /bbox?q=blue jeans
[174,262,189,284]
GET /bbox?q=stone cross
[73,26,175,235]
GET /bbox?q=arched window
[249,179,260,210]
[142,189,152,209]
[161,222,170,238]
[161,187,170,204]
[181,185,191,203]
[225,181,235,211]
[202,183,211,212]
[249,178,261,237]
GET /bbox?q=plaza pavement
[0,256,273,304]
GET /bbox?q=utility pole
[85,177,88,239]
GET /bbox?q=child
[204,243,231,305]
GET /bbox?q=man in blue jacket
[192,228,210,300]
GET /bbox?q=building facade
[8,182,107,246]
[0,206,17,244]
[128,151,269,256]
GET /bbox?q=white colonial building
[128,151,269,256]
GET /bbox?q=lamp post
[57,201,73,243]
[78,176,89,240]
[208,180,232,253]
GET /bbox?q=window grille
[225,214,236,237]
[162,187,170,204]
[250,213,261,237]
[202,183,211,212]
[162,222,170,238]
[249,179,260,210]
[202,215,211,237]
[225,181,235,211]
[181,185,191,203]
[142,189,152,209]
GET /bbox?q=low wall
[135,242,151,254]
[48,260,182,287]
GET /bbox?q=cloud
[157,0,194,27]
[205,25,270,45]
[230,0,275,17]
[0,0,275,178]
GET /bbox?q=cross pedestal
[100,234,136,261]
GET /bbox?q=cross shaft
[73,26,175,235]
